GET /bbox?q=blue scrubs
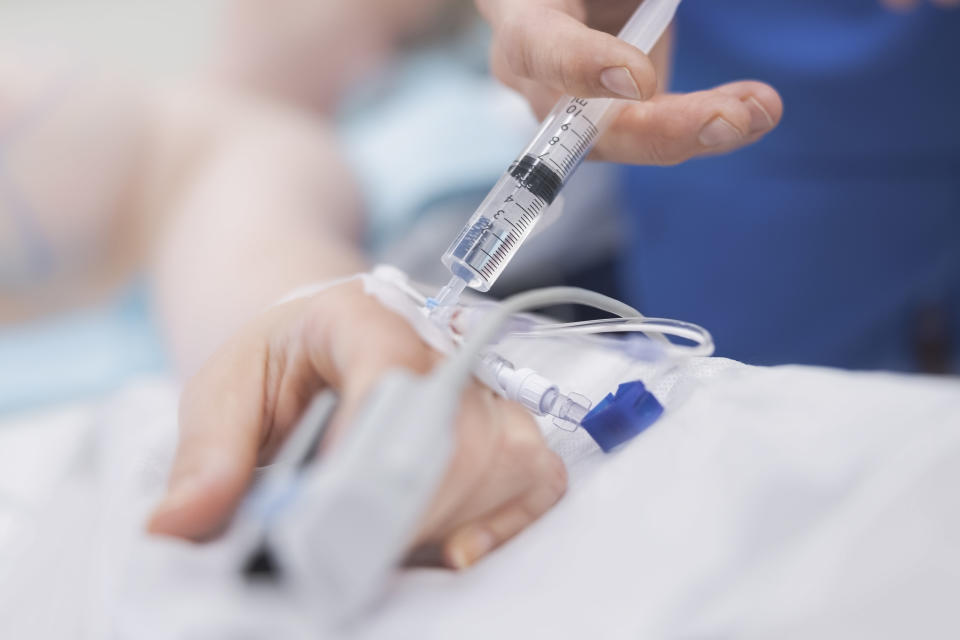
[619,0,960,371]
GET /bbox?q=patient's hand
[148,280,567,569]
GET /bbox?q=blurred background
[0,0,217,413]
[0,0,626,416]
[1,0,957,418]
[0,0,220,76]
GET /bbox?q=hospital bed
[2,323,958,638]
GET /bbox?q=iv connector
[426,275,468,320]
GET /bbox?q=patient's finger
[411,388,531,542]
[437,413,568,569]
[594,80,783,165]
[147,328,272,540]
[443,464,567,570]
[149,285,438,541]
[302,286,438,445]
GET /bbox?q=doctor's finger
[593,80,783,165]
[488,43,565,120]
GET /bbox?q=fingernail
[448,528,496,570]
[600,66,644,100]
[745,96,775,134]
[699,117,742,147]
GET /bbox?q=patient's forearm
[0,64,149,323]
[149,92,365,375]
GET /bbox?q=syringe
[429,0,682,313]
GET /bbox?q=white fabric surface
[1,348,959,638]
[361,361,960,639]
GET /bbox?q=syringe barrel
[441,0,680,293]
[441,95,623,291]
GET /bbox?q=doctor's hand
[147,281,566,569]
[476,0,783,164]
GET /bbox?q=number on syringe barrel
[493,190,543,238]
[493,96,602,244]
[536,97,601,182]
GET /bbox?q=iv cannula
[429,0,682,312]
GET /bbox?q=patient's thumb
[147,449,248,541]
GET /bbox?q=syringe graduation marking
[566,131,592,163]
[440,0,682,294]
[514,201,539,231]
[448,98,606,287]
[581,114,599,134]
[459,98,602,281]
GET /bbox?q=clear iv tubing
[431,0,682,310]
[370,264,708,357]
[511,317,715,358]
[453,293,713,427]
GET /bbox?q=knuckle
[500,417,543,461]
[504,401,541,436]
[536,449,568,495]
[497,405,566,495]
[644,137,675,166]
[490,52,536,103]
[660,110,695,143]
[523,454,567,515]
[488,47,514,85]
[393,340,434,374]
[498,17,534,79]
[647,116,697,166]
[327,293,434,376]
[302,295,335,343]
[556,48,588,93]
[369,331,433,375]
[619,104,688,166]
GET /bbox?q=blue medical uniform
[619,0,960,371]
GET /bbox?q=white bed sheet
[1,349,958,638]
